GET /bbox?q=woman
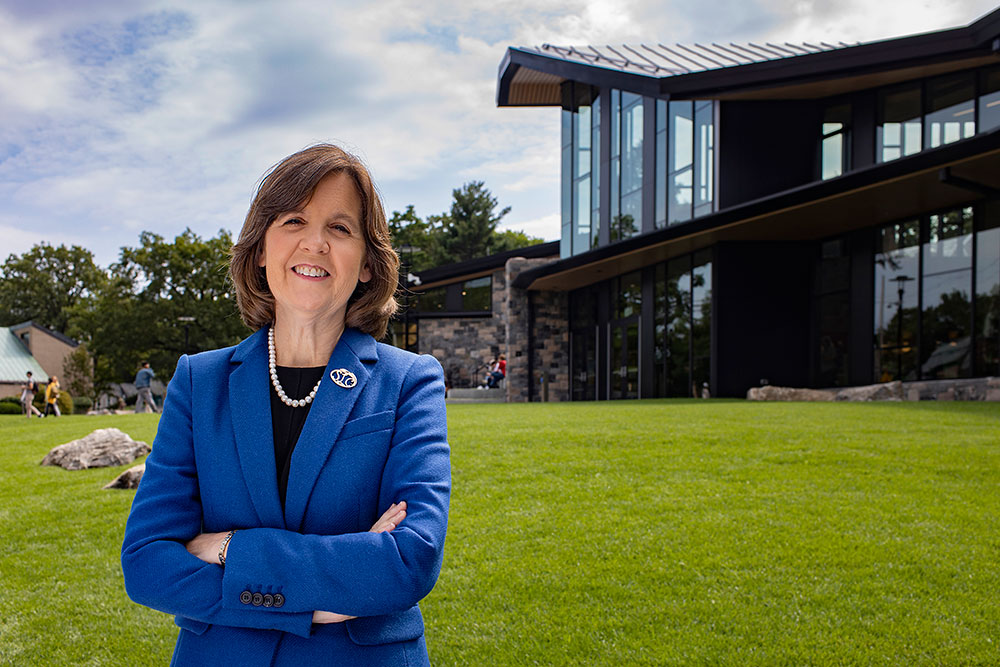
[122,144,450,666]
[44,375,61,417]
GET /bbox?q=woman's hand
[312,502,407,625]
[369,501,406,533]
[312,610,355,624]
[185,504,407,623]
[184,531,229,565]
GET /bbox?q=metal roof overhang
[513,129,1000,291]
[497,9,1000,106]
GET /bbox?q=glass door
[610,316,639,399]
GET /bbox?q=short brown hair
[230,144,399,338]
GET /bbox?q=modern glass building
[496,8,1000,399]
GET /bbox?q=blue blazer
[121,327,450,666]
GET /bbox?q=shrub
[0,396,22,406]
[33,388,74,415]
[0,402,21,415]
[73,396,93,412]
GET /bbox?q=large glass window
[610,89,620,243]
[691,250,712,395]
[570,287,598,401]
[387,318,418,353]
[877,85,922,163]
[659,100,713,225]
[821,104,851,180]
[693,101,714,218]
[873,205,1000,382]
[560,104,572,258]
[925,73,975,149]
[414,286,447,313]
[976,200,1000,376]
[591,95,601,250]
[461,277,491,311]
[615,271,642,319]
[921,208,973,379]
[612,91,643,241]
[611,271,641,400]
[654,100,667,229]
[874,220,920,381]
[980,66,1000,133]
[668,101,694,225]
[412,277,492,314]
[561,83,600,258]
[654,252,712,397]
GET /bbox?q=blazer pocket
[345,605,424,646]
[174,615,210,636]
[339,410,394,442]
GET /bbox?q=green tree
[427,181,511,265]
[492,229,544,254]
[62,342,94,400]
[68,228,247,388]
[0,244,106,332]
[389,182,542,271]
[389,206,433,272]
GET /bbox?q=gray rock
[40,428,150,470]
[746,386,837,401]
[834,381,903,402]
[103,463,145,489]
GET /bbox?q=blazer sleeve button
[239,590,252,605]
[272,593,285,608]
[262,594,274,607]
[252,593,264,606]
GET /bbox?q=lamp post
[178,316,195,356]
[890,275,913,379]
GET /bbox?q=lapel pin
[330,368,357,389]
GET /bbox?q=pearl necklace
[268,327,321,408]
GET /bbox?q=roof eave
[497,7,1000,106]
[497,47,661,107]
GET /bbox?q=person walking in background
[43,375,61,417]
[21,371,42,418]
[134,361,158,413]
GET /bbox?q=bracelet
[218,530,237,567]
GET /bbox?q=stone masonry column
[504,257,556,402]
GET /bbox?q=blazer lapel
[283,328,378,533]
[229,328,285,529]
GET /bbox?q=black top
[269,365,325,509]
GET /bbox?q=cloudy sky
[1,0,997,265]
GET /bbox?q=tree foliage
[390,181,543,272]
[0,180,539,393]
[66,228,248,389]
[0,244,106,331]
[62,342,94,400]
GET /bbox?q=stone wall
[415,255,568,401]
[504,257,568,402]
[417,269,506,389]
[901,376,1000,401]
[531,289,569,402]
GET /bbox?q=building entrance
[609,317,640,399]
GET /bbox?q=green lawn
[1,401,998,665]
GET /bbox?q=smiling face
[258,171,372,330]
